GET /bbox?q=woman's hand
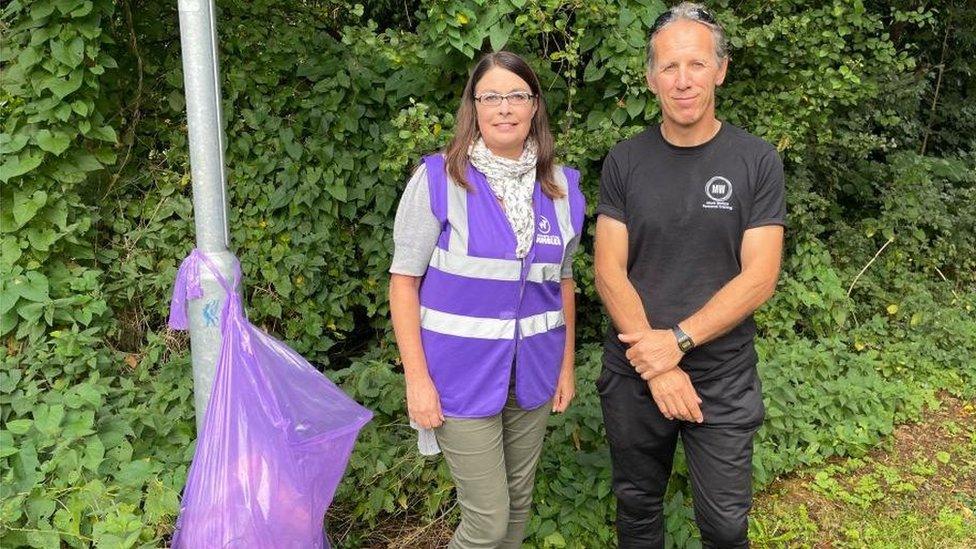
[551,361,576,413]
[406,374,445,429]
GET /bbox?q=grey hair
[645,2,729,71]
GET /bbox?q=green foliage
[1,327,194,547]
[2,0,974,547]
[1,0,118,343]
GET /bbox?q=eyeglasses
[474,91,536,107]
[650,6,717,35]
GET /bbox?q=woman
[388,51,586,548]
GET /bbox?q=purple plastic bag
[168,249,372,548]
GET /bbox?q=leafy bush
[1,0,974,547]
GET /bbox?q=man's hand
[618,329,684,380]
[647,368,703,423]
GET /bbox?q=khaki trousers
[435,388,551,549]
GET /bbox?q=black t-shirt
[597,122,786,382]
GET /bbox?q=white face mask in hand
[410,418,441,456]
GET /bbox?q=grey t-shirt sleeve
[560,233,580,279]
[390,164,442,276]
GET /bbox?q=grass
[750,395,976,548]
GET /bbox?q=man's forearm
[594,267,652,337]
[679,269,777,346]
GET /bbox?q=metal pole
[178,0,236,432]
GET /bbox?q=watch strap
[672,326,695,352]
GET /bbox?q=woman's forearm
[561,278,576,369]
[389,274,431,382]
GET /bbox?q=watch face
[679,339,694,352]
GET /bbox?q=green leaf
[55,0,84,14]
[144,481,180,523]
[30,2,56,19]
[70,1,93,17]
[10,270,50,302]
[87,125,117,143]
[0,151,44,183]
[82,436,104,471]
[625,95,646,118]
[35,129,72,155]
[25,227,58,252]
[33,404,65,436]
[50,36,85,68]
[583,60,607,82]
[17,302,44,324]
[0,309,17,336]
[115,458,153,488]
[1,235,23,269]
[0,431,16,458]
[488,22,514,52]
[11,190,48,229]
[6,419,33,435]
[46,70,84,99]
[0,133,30,155]
[70,100,90,116]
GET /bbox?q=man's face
[646,19,727,130]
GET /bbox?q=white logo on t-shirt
[703,176,734,211]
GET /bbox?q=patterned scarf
[468,138,538,258]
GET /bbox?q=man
[593,3,786,548]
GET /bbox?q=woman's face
[473,66,537,159]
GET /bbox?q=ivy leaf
[35,129,72,155]
[70,100,90,116]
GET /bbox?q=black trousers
[597,364,765,549]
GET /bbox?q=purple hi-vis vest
[419,154,586,418]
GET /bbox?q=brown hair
[444,51,563,199]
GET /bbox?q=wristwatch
[672,326,695,353]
